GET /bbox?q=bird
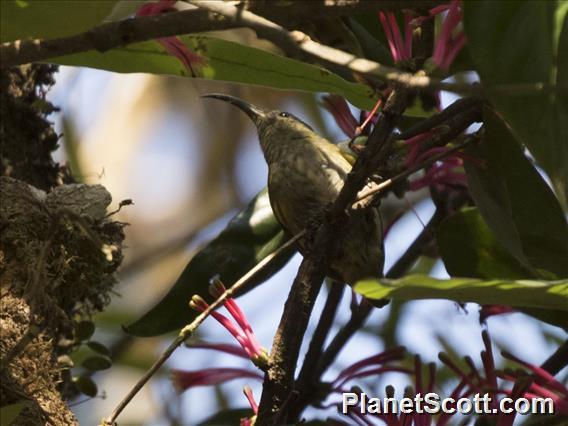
[202,93,384,285]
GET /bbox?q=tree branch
[541,339,568,376]
[3,2,564,97]
[0,9,237,68]
[0,1,440,69]
[397,96,482,140]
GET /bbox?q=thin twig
[315,302,373,380]
[102,232,303,426]
[541,339,568,376]
[310,220,434,378]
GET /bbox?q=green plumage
[203,94,384,284]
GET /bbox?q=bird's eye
[279,112,290,118]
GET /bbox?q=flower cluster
[404,136,469,192]
[190,278,268,367]
[172,278,267,423]
[322,93,472,194]
[328,331,567,425]
[379,1,465,72]
[437,330,568,425]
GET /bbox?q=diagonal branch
[1,1,440,69]
[190,1,565,96]
[102,232,303,426]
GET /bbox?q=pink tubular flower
[500,351,568,414]
[136,0,205,76]
[408,157,468,192]
[378,1,466,72]
[171,367,262,392]
[317,348,412,424]
[172,341,263,396]
[403,130,438,168]
[321,95,383,140]
[378,11,413,62]
[438,330,568,425]
[358,98,383,135]
[331,346,408,391]
[431,1,466,71]
[402,123,484,193]
[330,353,444,426]
[190,279,268,368]
[187,341,252,360]
[321,95,359,138]
[240,385,259,426]
[404,132,469,192]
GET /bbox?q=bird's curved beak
[201,93,267,122]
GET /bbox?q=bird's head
[202,93,317,161]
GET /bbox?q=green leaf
[437,208,566,328]
[0,0,118,42]
[351,14,395,66]
[82,355,112,371]
[75,320,95,341]
[343,17,393,66]
[0,402,27,426]
[73,375,98,398]
[125,188,295,337]
[464,0,568,208]
[437,208,535,279]
[354,275,568,312]
[50,35,379,111]
[86,341,111,356]
[465,107,568,277]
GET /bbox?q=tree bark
[0,65,125,425]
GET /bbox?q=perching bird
[202,94,384,284]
